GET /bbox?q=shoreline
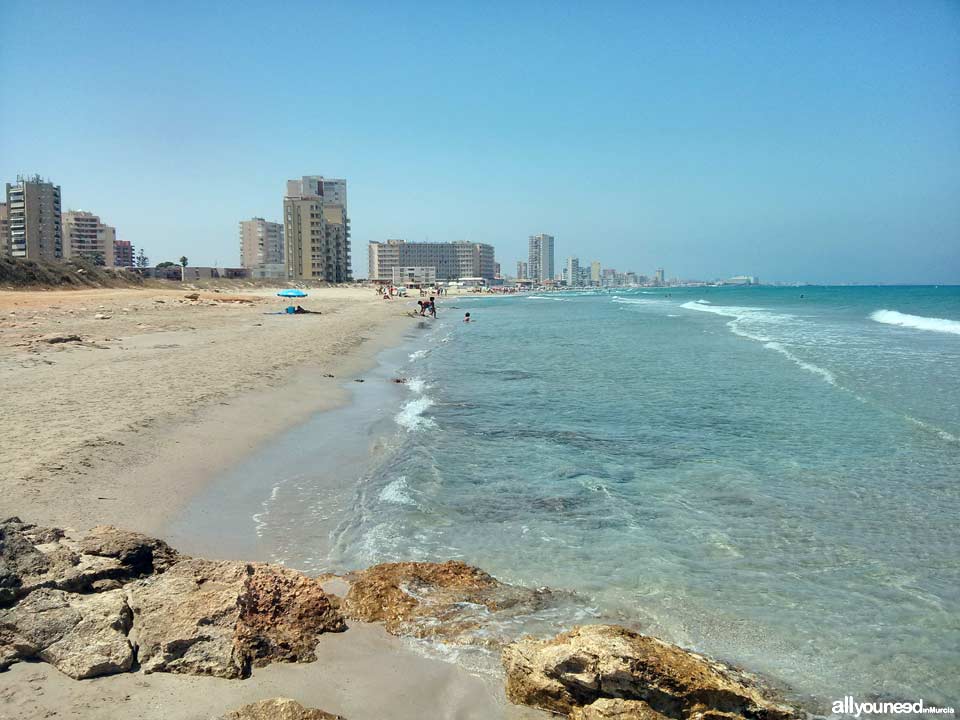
[1,286,551,719]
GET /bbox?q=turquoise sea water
[197,286,960,711]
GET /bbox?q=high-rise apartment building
[655,267,665,285]
[528,233,554,283]
[564,256,580,286]
[590,260,601,286]
[239,217,284,267]
[284,176,351,282]
[516,261,528,280]
[62,210,116,266]
[114,240,134,267]
[5,176,62,261]
[367,240,495,282]
[0,203,8,257]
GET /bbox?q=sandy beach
[0,285,410,534]
[0,284,546,719]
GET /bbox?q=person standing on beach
[428,296,437,317]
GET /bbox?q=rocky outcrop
[341,560,566,645]
[0,518,181,606]
[0,587,134,678]
[127,559,345,679]
[219,698,345,719]
[502,625,796,720]
[76,524,180,575]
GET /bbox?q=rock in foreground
[342,560,566,645]
[219,697,344,719]
[503,625,796,720]
[0,587,133,678]
[128,559,345,679]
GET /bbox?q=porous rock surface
[127,558,346,678]
[0,587,134,678]
[502,624,797,720]
[218,697,345,719]
[341,560,563,644]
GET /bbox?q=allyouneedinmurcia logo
[833,697,955,717]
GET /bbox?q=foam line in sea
[870,309,960,336]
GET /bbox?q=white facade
[391,266,437,285]
[528,233,554,283]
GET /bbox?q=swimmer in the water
[464,312,471,322]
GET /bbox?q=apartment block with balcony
[5,176,63,261]
[62,210,116,267]
[284,176,351,282]
[239,217,284,267]
[367,239,495,282]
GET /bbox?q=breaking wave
[680,301,837,385]
[395,395,436,431]
[870,310,960,336]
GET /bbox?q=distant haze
[1,2,958,283]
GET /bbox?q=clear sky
[1,1,958,283]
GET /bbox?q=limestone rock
[341,560,564,645]
[1,520,180,606]
[0,588,134,679]
[218,698,344,719]
[571,699,670,720]
[0,518,50,604]
[502,625,796,720]
[77,525,180,575]
[128,559,345,679]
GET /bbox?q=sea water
[181,286,960,711]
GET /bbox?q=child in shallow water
[464,312,471,322]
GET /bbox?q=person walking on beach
[428,296,437,317]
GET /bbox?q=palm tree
[179,256,188,268]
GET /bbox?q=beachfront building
[654,268,665,285]
[528,233,554,283]
[723,275,759,285]
[0,202,8,256]
[283,176,351,282]
[590,260,601,286]
[239,217,284,268]
[516,260,528,280]
[391,266,437,286]
[62,210,116,267]
[5,175,63,261]
[563,256,580,286]
[114,240,134,267]
[367,239,495,282]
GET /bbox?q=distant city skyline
[2,2,958,283]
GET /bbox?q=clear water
[185,286,960,711]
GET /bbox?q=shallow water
[176,286,960,711]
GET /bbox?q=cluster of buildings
[1,175,136,267]
[238,175,352,282]
[512,232,666,288]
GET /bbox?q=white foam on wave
[379,476,417,505]
[251,483,283,537]
[696,299,711,304]
[526,295,566,301]
[395,395,436,431]
[409,349,428,361]
[681,301,838,386]
[764,342,837,386]
[905,416,960,444]
[406,376,428,394]
[870,310,960,336]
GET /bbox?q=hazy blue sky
[1,1,958,282]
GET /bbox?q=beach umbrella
[277,289,308,298]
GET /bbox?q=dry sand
[0,285,543,719]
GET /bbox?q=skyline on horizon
[1,1,958,284]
